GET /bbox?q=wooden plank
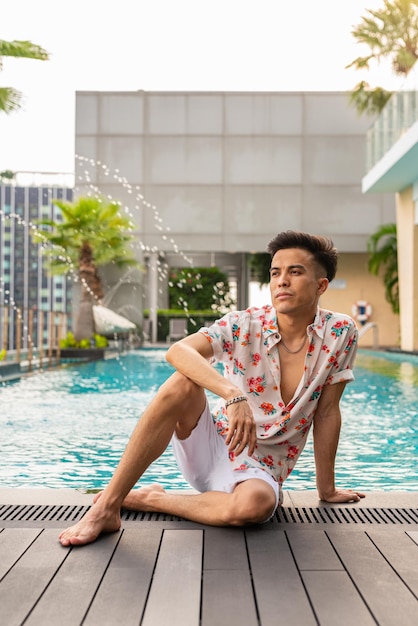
[0,529,70,626]
[204,527,249,570]
[84,528,162,626]
[367,529,418,596]
[142,529,202,626]
[286,528,343,571]
[201,570,258,626]
[327,529,418,626]
[25,531,120,626]
[301,571,375,626]
[246,529,316,626]
[0,528,42,580]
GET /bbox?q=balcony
[363,62,418,194]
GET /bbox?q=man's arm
[166,332,257,456]
[313,381,365,503]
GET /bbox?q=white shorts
[171,402,280,515]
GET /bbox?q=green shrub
[59,331,108,349]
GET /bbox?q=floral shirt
[199,305,358,493]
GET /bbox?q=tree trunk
[74,297,95,342]
[73,242,104,341]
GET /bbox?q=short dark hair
[267,230,338,282]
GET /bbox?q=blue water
[1,348,417,491]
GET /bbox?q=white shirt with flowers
[199,305,358,494]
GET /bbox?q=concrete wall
[75,90,399,347]
[321,253,400,348]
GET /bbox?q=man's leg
[114,478,277,526]
[58,371,206,546]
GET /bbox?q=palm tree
[347,0,418,115]
[0,39,49,114]
[33,196,140,341]
[367,223,399,313]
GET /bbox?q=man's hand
[225,401,257,456]
[319,489,366,503]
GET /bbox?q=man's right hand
[225,400,257,456]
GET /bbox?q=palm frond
[0,39,49,61]
[367,223,399,314]
[0,87,22,113]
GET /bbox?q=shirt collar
[263,305,325,348]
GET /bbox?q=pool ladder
[358,322,379,349]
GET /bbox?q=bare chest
[278,348,306,406]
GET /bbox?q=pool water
[1,349,417,492]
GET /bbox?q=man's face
[269,247,328,316]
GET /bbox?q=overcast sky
[0,0,402,174]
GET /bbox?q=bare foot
[58,500,121,547]
[120,484,166,512]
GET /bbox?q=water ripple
[1,349,417,491]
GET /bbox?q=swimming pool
[1,348,417,492]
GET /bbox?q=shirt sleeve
[325,318,358,386]
[198,310,247,363]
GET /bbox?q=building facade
[0,183,73,352]
[362,64,418,352]
[73,90,399,347]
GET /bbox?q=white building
[75,91,398,346]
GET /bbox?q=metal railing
[358,322,379,350]
[366,63,418,170]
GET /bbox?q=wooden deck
[0,490,417,626]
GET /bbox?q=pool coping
[1,488,417,509]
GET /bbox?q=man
[59,230,365,546]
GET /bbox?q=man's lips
[276,292,293,299]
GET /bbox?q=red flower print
[261,455,274,468]
[247,375,266,395]
[223,340,233,355]
[287,445,299,459]
[260,402,276,416]
[295,417,308,430]
[251,352,262,366]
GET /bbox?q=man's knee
[224,482,277,526]
[158,372,206,437]
[159,372,200,407]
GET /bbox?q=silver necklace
[280,336,307,354]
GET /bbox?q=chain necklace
[279,336,308,354]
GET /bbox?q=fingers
[228,429,256,456]
[342,490,366,502]
[325,490,366,503]
[224,403,256,456]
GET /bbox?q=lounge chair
[166,318,188,343]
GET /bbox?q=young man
[59,230,365,546]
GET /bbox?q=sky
[0,0,403,175]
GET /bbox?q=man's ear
[318,277,329,295]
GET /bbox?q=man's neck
[276,308,317,338]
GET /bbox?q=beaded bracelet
[225,395,247,408]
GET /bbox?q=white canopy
[93,305,136,336]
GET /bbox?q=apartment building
[0,182,73,351]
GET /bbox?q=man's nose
[278,273,290,286]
